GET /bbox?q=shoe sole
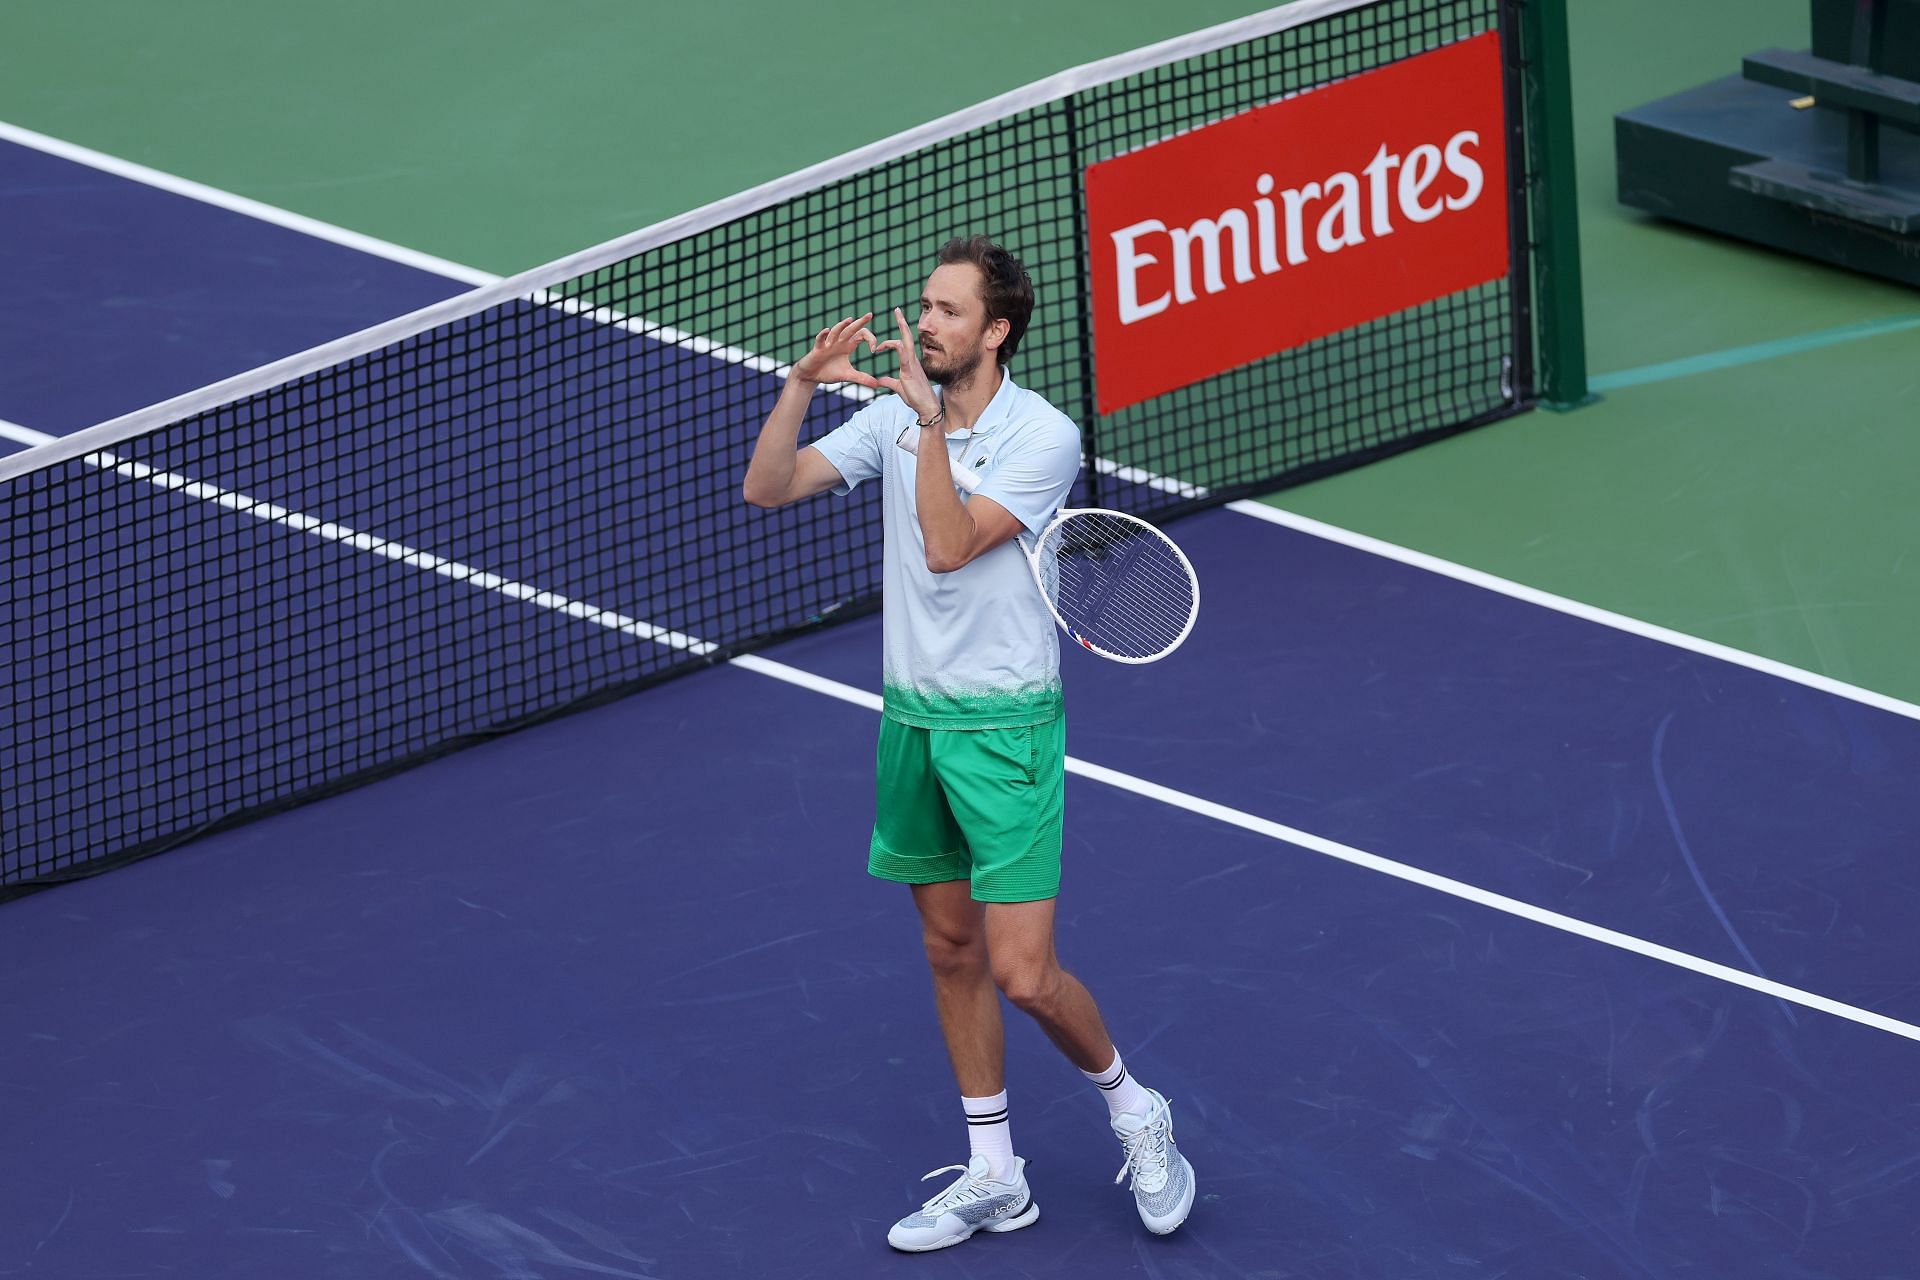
[888,1199,1040,1252]
[1140,1155,1196,1235]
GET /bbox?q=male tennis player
[743,236,1195,1251]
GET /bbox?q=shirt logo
[973,456,988,468]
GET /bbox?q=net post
[1062,91,1103,509]
[1520,0,1596,411]
[1499,0,1537,408]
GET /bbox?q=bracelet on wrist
[916,408,945,429]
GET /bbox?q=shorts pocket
[1011,725,1038,786]
[953,725,1037,787]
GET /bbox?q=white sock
[963,1090,1014,1182]
[1083,1050,1155,1121]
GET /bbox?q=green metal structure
[1616,0,1920,284]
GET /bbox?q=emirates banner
[1086,31,1510,415]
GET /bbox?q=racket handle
[947,459,983,494]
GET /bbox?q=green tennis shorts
[868,714,1066,903]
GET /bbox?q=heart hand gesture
[791,314,881,388]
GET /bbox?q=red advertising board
[1086,31,1510,415]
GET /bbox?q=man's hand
[875,308,939,422]
[791,314,881,387]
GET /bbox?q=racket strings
[1058,548,1189,634]
[1037,513,1197,660]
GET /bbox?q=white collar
[937,368,1016,442]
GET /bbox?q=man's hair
[936,236,1034,364]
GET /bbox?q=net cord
[0,0,1388,488]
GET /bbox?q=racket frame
[1030,506,1200,663]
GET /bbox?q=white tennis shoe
[886,1154,1039,1252]
[1112,1090,1196,1234]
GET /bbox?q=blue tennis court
[6,45,1920,1280]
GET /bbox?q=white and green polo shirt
[810,370,1081,729]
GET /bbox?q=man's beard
[923,340,985,388]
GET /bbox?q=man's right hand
[790,314,881,388]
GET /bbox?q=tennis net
[2,0,1543,892]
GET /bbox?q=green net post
[1521,0,1595,410]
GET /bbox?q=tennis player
[743,236,1195,1251]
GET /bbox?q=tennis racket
[896,428,1199,664]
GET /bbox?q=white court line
[0,0,1380,300]
[0,417,54,448]
[734,655,1920,1044]
[4,112,1915,724]
[1226,501,1920,722]
[6,416,711,656]
[0,120,496,288]
[1096,457,1920,723]
[79,451,716,656]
